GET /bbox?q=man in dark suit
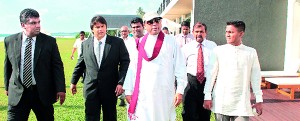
[70,15,130,121]
[4,8,66,121]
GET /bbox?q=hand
[70,84,77,95]
[173,93,183,107]
[203,100,212,110]
[126,95,132,104]
[252,102,263,116]
[115,85,124,96]
[56,92,66,105]
[70,55,74,60]
[5,91,8,96]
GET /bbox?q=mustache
[196,36,203,39]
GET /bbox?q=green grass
[0,38,215,121]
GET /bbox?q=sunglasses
[146,17,162,25]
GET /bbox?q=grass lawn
[0,38,215,121]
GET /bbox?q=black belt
[187,73,206,78]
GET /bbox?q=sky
[0,0,162,34]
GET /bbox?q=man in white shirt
[71,31,86,60]
[119,25,136,106]
[203,20,263,121]
[181,22,217,121]
[175,21,194,47]
[123,12,187,121]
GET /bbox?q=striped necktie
[196,44,205,83]
[23,38,33,88]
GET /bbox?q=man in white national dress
[123,12,187,121]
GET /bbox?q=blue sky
[0,0,161,34]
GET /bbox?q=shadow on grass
[0,105,7,111]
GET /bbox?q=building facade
[157,0,300,71]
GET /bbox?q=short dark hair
[193,22,207,32]
[130,17,144,27]
[90,15,107,30]
[181,21,190,28]
[19,8,39,24]
[226,20,246,32]
[162,27,168,30]
[80,31,85,35]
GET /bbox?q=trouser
[182,74,211,121]
[7,85,54,121]
[85,91,117,121]
[215,113,249,121]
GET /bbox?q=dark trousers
[85,90,117,121]
[7,86,54,121]
[182,74,211,121]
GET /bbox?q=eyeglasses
[146,18,162,25]
[121,30,128,32]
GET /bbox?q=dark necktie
[196,44,205,83]
[23,38,33,88]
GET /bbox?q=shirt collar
[94,34,107,44]
[191,38,208,48]
[22,32,37,42]
[227,43,244,49]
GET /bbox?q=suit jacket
[71,35,130,99]
[4,32,66,106]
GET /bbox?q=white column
[284,0,300,71]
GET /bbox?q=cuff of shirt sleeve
[125,90,133,95]
[255,95,263,103]
[176,85,184,95]
[204,93,212,100]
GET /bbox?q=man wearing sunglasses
[124,12,187,121]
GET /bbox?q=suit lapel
[101,35,111,66]
[14,33,22,69]
[88,37,99,68]
[33,34,43,69]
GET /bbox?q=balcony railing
[157,0,171,14]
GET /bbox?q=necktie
[96,41,102,68]
[196,44,205,83]
[23,38,33,88]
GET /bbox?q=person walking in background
[118,25,136,107]
[71,31,86,60]
[181,22,217,121]
[162,26,170,35]
[4,8,66,121]
[130,17,144,39]
[70,15,130,121]
[123,12,187,121]
[203,20,263,121]
[175,21,194,47]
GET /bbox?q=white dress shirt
[73,38,86,59]
[182,39,217,77]
[20,33,37,85]
[204,44,263,116]
[175,33,194,47]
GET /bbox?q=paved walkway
[250,89,300,121]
